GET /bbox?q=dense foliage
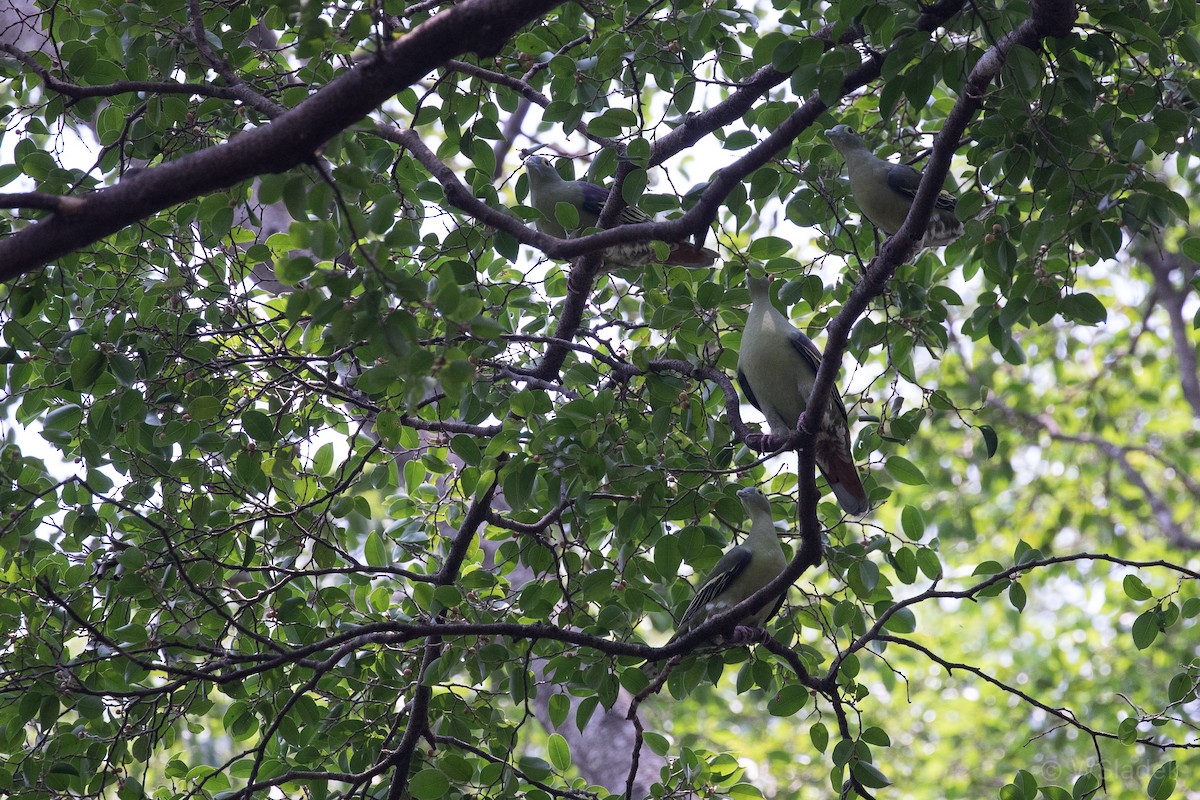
[0,0,1197,799]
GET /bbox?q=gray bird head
[525,155,559,181]
[826,125,868,155]
[736,486,771,515]
[745,274,771,301]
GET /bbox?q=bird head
[736,486,771,515]
[826,125,869,155]
[745,274,772,301]
[524,155,559,182]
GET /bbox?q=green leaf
[979,425,999,459]
[364,531,388,567]
[643,731,670,756]
[882,606,917,633]
[621,168,648,210]
[44,404,84,433]
[900,504,925,540]
[726,783,763,800]
[852,760,891,789]
[766,684,809,716]
[1117,717,1139,744]
[1013,769,1039,799]
[747,237,792,259]
[724,130,758,150]
[70,349,107,390]
[548,693,570,728]
[1123,574,1153,601]
[915,547,942,580]
[409,769,450,800]
[1147,761,1176,800]
[547,733,571,771]
[1178,34,1200,63]
[832,600,857,628]
[860,726,890,746]
[589,107,637,137]
[117,777,143,800]
[1131,610,1160,650]
[1180,236,1200,262]
[1006,44,1044,92]
[241,410,275,442]
[1060,292,1107,325]
[222,701,258,741]
[553,200,580,230]
[189,395,223,421]
[809,721,829,752]
[1039,787,1072,800]
[1167,672,1194,704]
[885,455,927,486]
[1008,582,1026,612]
[1072,772,1100,799]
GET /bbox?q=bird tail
[663,243,719,267]
[920,211,965,248]
[817,448,869,516]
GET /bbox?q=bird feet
[746,413,811,452]
[745,432,774,451]
[725,625,771,646]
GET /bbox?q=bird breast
[739,315,810,434]
[847,163,909,234]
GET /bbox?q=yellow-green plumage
[669,487,787,642]
[736,276,869,516]
[523,155,718,267]
[826,125,963,248]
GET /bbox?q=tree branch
[0,0,566,281]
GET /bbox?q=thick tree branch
[0,0,566,281]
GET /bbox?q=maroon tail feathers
[816,442,869,516]
[663,243,719,267]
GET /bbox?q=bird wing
[577,180,654,226]
[736,368,762,413]
[762,592,787,629]
[786,329,849,422]
[676,545,752,632]
[885,163,958,211]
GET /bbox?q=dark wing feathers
[577,180,654,225]
[886,164,957,211]
[677,545,751,630]
[786,328,824,372]
[786,329,850,421]
[736,368,761,413]
[577,181,609,218]
[762,592,786,629]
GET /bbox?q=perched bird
[737,276,869,516]
[668,487,789,646]
[826,125,963,248]
[523,155,719,267]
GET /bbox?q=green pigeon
[524,155,719,267]
[826,125,963,248]
[668,487,788,645]
[737,275,869,516]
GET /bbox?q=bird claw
[726,625,770,646]
[745,432,774,451]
